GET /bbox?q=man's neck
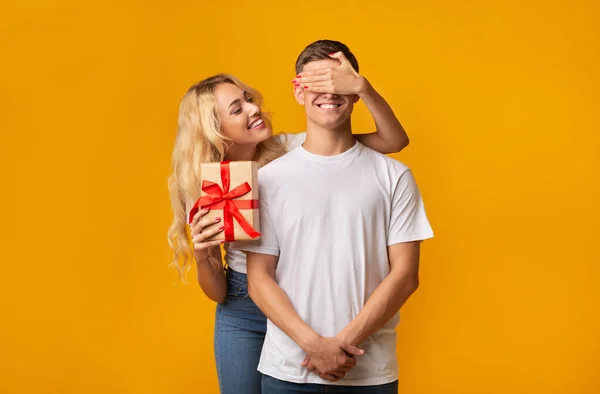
[224,143,257,161]
[303,119,356,156]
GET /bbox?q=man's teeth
[318,104,341,109]
[249,119,263,129]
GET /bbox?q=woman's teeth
[249,119,263,129]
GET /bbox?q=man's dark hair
[295,40,359,75]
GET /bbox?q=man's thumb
[341,343,364,356]
[301,355,310,366]
[328,51,347,65]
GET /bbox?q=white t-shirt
[237,141,434,385]
[224,132,306,273]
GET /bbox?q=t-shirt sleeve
[388,169,434,245]
[279,132,306,151]
[235,181,280,256]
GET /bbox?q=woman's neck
[224,143,258,161]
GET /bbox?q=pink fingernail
[218,226,224,231]
[215,217,221,222]
[294,83,300,87]
[203,207,210,212]
[292,79,297,83]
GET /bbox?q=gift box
[188,161,261,242]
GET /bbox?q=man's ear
[294,86,305,105]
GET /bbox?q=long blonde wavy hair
[168,74,287,280]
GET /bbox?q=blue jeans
[262,375,398,394]
[214,268,267,394]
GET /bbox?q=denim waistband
[226,267,248,286]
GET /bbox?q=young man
[239,40,434,393]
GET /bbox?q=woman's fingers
[191,214,221,236]
[193,239,223,251]
[295,74,331,84]
[192,221,224,243]
[190,207,209,228]
[294,68,329,78]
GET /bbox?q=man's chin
[309,117,349,129]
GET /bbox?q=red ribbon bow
[188,161,260,242]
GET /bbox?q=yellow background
[1,0,598,393]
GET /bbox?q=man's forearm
[355,80,409,153]
[337,270,419,346]
[249,270,319,350]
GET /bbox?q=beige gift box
[189,161,260,242]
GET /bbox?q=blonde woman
[168,66,409,393]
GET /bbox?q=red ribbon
[188,161,260,241]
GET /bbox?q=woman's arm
[190,208,227,303]
[195,246,226,303]
[353,80,409,154]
